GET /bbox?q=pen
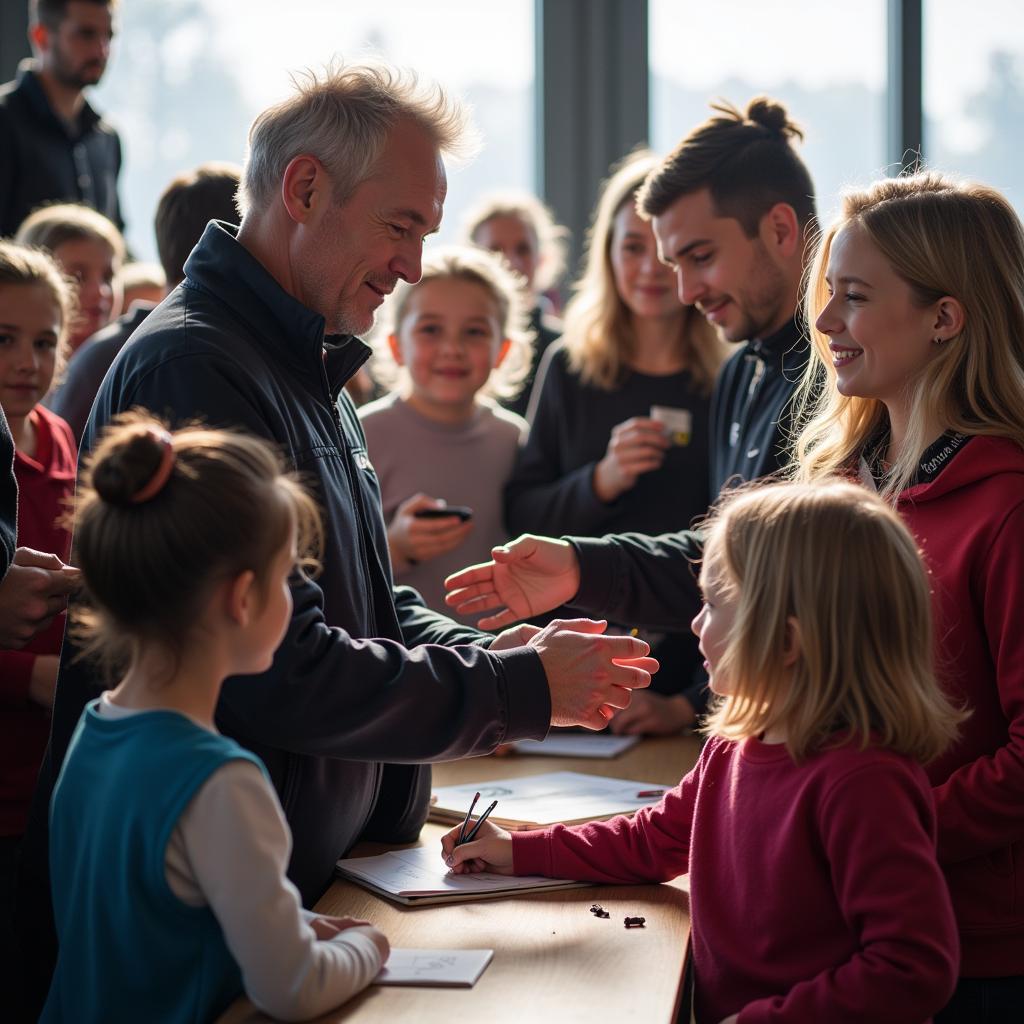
[457,791,480,845]
[636,789,665,798]
[459,799,499,845]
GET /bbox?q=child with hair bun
[443,481,963,1023]
[42,413,390,1023]
[359,245,531,625]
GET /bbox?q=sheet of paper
[337,844,580,900]
[375,948,494,988]
[513,733,640,758]
[429,770,669,830]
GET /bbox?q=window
[92,0,535,260]
[649,0,887,227]
[924,0,1024,212]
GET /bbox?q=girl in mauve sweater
[444,480,962,1024]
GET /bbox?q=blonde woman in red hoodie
[794,172,1024,1023]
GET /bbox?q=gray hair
[237,60,477,215]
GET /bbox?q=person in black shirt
[0,0,121,237]
[446,97,819,648]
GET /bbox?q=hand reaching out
[445,534,581,630]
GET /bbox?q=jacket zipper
[320,363,379,638]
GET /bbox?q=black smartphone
[414,505,473,522]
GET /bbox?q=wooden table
[219,733,701,1024]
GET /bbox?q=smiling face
[691,547,739,697]
[472,214,540,293]
[52,236,120,349]
[608,201,682,322]
[653,187,792,342]
[815,222,942,411]
[0,282,63,423]
[389,276,509,422]
[39,1,114,90]
[295,121,447,337]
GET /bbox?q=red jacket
[898,436,1024,976]
[0,405,76,835]
[514,735,958,1024]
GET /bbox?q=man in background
[0,0,122,236]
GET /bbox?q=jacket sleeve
[512,751,705,883]
[65,351,551,769]
[933,502,1024,862]
[567,529,704,630]
[504,345,614,537]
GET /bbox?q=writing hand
[444,534,580,629]
[441,819,514,875]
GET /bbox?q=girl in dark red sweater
[444,481,963,1024]
[0,241,77,919]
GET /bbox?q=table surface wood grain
[218,733,701,1024]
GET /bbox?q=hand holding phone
[414,505,473,521]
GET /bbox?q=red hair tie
[130,428,176,504]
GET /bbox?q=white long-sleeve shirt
[98,695,385,1020]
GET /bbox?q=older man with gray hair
[13,62,656,1018]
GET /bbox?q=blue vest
[42,701,265,1023]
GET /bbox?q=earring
[932,336,945,345]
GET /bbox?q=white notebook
[429,770,668,831]
[375,948,494,987]
[513,733,641,759]
[336,844,586,905]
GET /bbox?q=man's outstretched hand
[445,534,580,629]
[527,618,658,730]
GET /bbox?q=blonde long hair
[701,480,964,764]
[562,151,725,391]
[794,172,1024,500]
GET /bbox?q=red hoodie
[0,405,76,835]
[897,435,1024,976]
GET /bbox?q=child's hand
[311,916,390,960]
[387,493,473,569]
[440,819,514,875]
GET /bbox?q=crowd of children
[0,54,1022,1024]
